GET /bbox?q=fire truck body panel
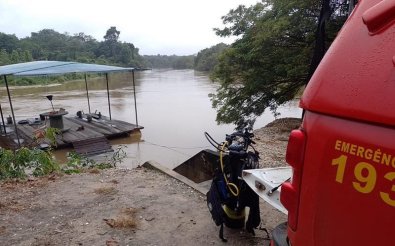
[279,0,395,245]
[301,0,395,127]
[288,112,395,245]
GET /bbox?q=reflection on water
[0,69,302,169]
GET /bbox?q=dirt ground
[0,118,301,246]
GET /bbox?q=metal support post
[105,73,111,120]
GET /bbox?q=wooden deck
[72,136,113,156]
[0,115,143,154]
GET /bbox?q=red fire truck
[273,0,395,245]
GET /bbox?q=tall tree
[104,26,120,43]
[210,0,350,129]
[102,27,121,58]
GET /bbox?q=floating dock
[0,61,144,156]
[0,114,143,156]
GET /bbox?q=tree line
[0,27,145,68]
[143,55,194,70]
[0,26,229,72]
[0,27,203,85]
[142,43,229,71]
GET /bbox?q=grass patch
[94,186,117,195]
[104,207,138,229]
[88,168,101,174]
[0,200,25,212]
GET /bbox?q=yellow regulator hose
[220,142,239,197]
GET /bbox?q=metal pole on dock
[3,75,21,147]
[0,76,7,134]
[132,70,139,126]
[84,74,91,114]
[105,73,112,120]
[0,103,6,134]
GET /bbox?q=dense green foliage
[0,27,199,76]
[62,145,126,174]
[144,55,194,69]
[194,43,228,72]
[0,145,127,180]
[0,27,146,68]
[210,0,351,129]
[0,27,150,85]
[0,147,59,179]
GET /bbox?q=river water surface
[2,69,302,169]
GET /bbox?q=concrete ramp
[173,149,226,183]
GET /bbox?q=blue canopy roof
[0,61,135,76]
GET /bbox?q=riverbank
[0,117,301,245]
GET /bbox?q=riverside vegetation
[0,127,126,181]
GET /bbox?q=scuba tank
[205,129,261,242]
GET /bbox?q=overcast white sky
[0,0,260,55]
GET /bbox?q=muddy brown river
[0,69,302,169]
